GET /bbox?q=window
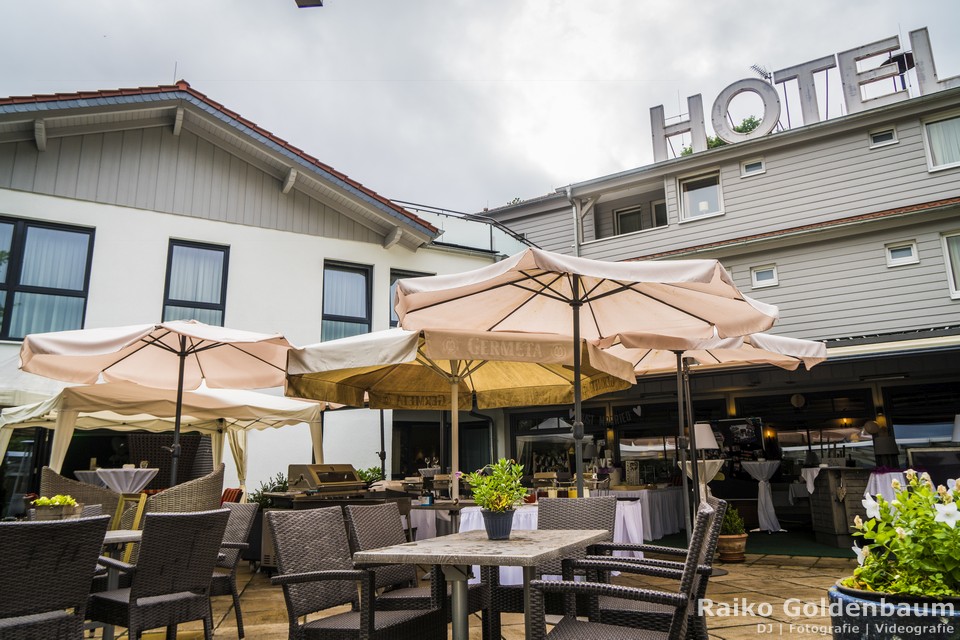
[751,265,779,289]
[390,269,429,327]
[163,240,229,325]
[869,127,898,148]
[740,158,765,177]
[925,112,960,170]
[679,172,722,220]
[943,232,960,299]
[323,261,371,340]
[615,206,643,235]
[652,200,667,227]
[885,241,918,267]
[0,218,94,340]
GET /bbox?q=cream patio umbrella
[285,327,636,499]
[18,320,291,485]
[395,247,780,496]
[0,381,326,495]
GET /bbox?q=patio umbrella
[395,247,780,496]
[18,320,292,485]
[285,327,636,499]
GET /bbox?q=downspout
[565,186,581,257]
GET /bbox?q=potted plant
[830,469,960,638]
[716,504,748,562]
[463,458,527,540]
[32,494,82,520]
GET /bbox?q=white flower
[934,502,960,529]
[852,543,868,566]
[949,478,958,490]
[862,493,881,520]
[891,479,901,491]
[854,515,863,529]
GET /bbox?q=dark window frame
[322,260,372,339]
[0,216,95,340]
[389,269,431,327]
[162,239,229,326]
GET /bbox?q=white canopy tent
[0,381,326,494]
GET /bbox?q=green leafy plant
[846,469,960,597]
[720,504,746,535]
[33,494,78,507]
[356,466,385,484]
[462,458,527,513]
[248,472,287,509]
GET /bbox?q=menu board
[703,417,764,460]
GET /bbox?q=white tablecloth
[96,468,158,494]
[458,501,644,585]
[75,470,107,488]
[865,471,906,502]
[801,467,822,493]
[593,487,685,540]
[406,507,457,540]
[741,461,782,532]
[681,459,726,501]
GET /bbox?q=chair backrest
[218,502,259,570]
[671,500,718,639]
[0,515,110,621]
[130,509,230,600]
[81,503,104,517]
[266,507,359,619]
[40,467,120,517]
[147,463,225,513]
[344,502,418,590]
[537,496,617,576]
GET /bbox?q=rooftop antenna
[753,62,792,129]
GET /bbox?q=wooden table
[353,528,607,640]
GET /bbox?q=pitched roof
[0,80,438,239]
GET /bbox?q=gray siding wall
[0,129,382,244]
[579,111,960,262]
[494,205,574,254]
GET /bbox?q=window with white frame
[751,264,779,289]
[869,127,898,149]
[323,261,371,340]
[390,269,429,327]
[943,232,960,299]
[924,112,960,170]
[615,206,644,234]
[740,158,765,177]
[885,241,918,267]
[679,172,722,220]
[163,240,229,326]
[0,218,94,339]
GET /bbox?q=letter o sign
[711,78,781,144]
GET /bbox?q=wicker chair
[39,467,120,518]
[87,508,230,640]
[344,503,493,640]
[527,500,718,640]
[119,463,224,529]
[211,502,258,639]
[0,514,110,639]
[480,496,618,638]
[267,506,447,640]
[575,497,729,640]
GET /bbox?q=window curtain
[169,245,223,304]
[322,266,368,340]
[948,235,960,292]
[928,117,960,167]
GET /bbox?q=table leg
[523,565,535,640]
[443,564,471,640]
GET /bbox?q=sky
[2,1,959,214]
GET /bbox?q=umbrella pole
[378,410,386,480]
[451,363,460,501]
[675,352,692,542]
[571,274,585,499]
[684,358,702,505]
[168,336,187,487]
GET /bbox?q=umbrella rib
[487,271,571,331]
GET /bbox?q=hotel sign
[650,27,960,162]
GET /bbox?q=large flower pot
[829,582,960,640]
[481,509,515,540]
[716,533,748,563]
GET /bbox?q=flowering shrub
[462,458,526,513]
[846,469,960,597]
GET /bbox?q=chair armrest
[570,557,711,579]
[588,542,688,557]
[531,578,688,608]
[271,568,367,586]
[97,555,136,574]
[220,541,249,550]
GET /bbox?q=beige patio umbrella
[18,320,292,485]
[395,247,780,495]
[0,381,326,495]
[285,327,636,499]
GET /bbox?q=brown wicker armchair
[527,500,719,640]
[39,466,120,518]
[211,502,258,639]
[344,502,493,640]
[267,506,447,640]
[87,509,230,640]
[118,463,224,529]
[0,515,110,639]
[480,496,618,638]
